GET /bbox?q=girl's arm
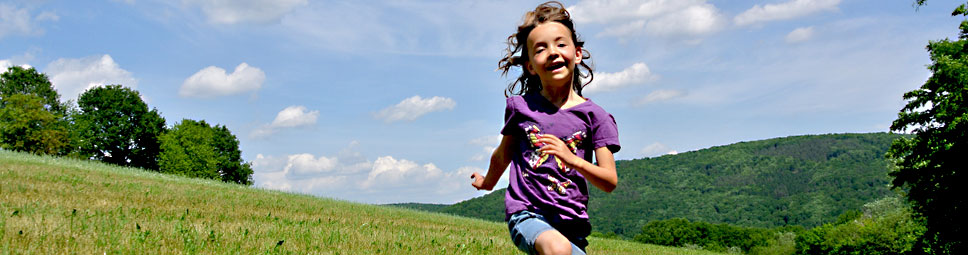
[538,134,618,193]
[471,135,515,191]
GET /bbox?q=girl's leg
[508,211,586,255]
[534,230,585,255]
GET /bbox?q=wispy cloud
[0,3,57,39]
[375,95,455,123]
[469,135,502,161]
[277,1,527,56]
[636,89,686,105]
[180,63,265,98]
[181,0,306,25]
[785,26,815,43]
[734,0,841,26]
[569,0,725,39]
[45,54,137,102]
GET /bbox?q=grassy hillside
[0,150,717,254]
[383,203,449,212]
[442,133,901,238]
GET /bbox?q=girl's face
[525,22,582,90]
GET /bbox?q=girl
[470,2,620,255]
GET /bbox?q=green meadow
[0,150,718,254]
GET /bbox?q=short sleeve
[591,113,621,153]
[500,96,519,136]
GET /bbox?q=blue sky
[1,0,961,204]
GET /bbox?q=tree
[0,67,71,155]
[0,66,65,115]
[159,119,219,180]
[0,94,69,154]
[75,85,166,170]
[211,125,253,185]
[159,119,253,185]
[887,2,968,254]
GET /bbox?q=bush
[794,196,926,255]
[634,218,778,253]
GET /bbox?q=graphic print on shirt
[522,124,586,195]
[523,124,587,171]
[547,175,572,195]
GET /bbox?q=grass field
[0,150,719,254]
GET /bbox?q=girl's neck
[539,82,584,109]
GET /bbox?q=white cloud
[735,0,841,26]
[180,63,265,98]
[569,0,725,39]
[637,89,686,105]
[362,156,443,189]
[252,154,287,173]
[785,26,815,43]
[251,105,319,137]
[0,59,31,70]
[642,4,724,37]
[251,144,483,204]
[0,3,56,39]
[584,63,657,94]
[45,54,137,102]
[640,142,678,158]
[182,0,307,24]
[1,50,37,70]
[285,153,337,176]
[271,105,319,128]
[375,95,456,123]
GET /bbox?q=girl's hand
[537,134,579,165]
[470,172,486,190]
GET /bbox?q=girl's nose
[548,48,560,60]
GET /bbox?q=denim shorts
[507,210,587,255]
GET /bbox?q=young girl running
[470,2,620,255]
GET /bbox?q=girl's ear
[576,46,583,64]
[525,60,537,76]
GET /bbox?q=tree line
[0,66,252,185]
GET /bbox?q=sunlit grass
[0,150,718,254]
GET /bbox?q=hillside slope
[442,133,901,237]
[0,150,716,254]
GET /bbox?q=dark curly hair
[498,1,594,97]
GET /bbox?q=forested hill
[433,133,902,238]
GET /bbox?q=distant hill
[436,133,902,238]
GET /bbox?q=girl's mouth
[545,61,567,72]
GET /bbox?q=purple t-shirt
[501,93,620,226]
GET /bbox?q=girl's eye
[558,44,566,47]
